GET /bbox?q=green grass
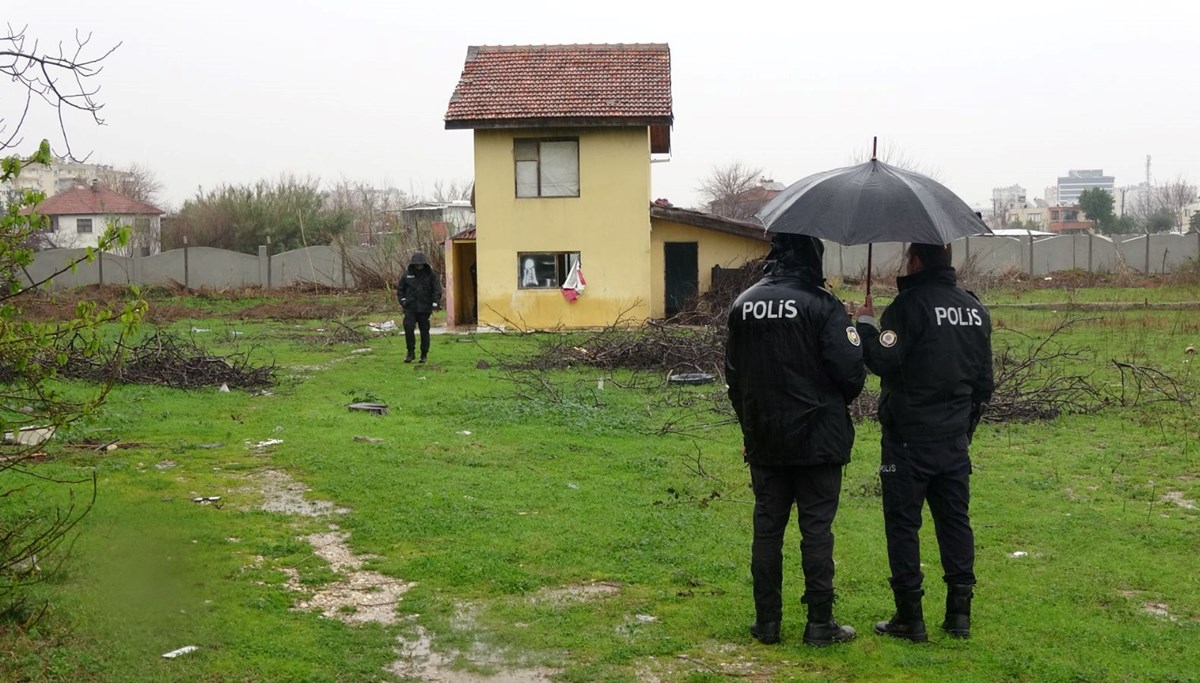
[2,291,1199,682]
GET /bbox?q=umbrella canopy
[755,159,991,246]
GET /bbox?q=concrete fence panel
[22,232,1199,294]
[956,236,1025,274]
[270,246,344,288]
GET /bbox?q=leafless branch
[1,23,121,157]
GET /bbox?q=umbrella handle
[866,244,873,298]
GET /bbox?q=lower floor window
[518,252,580,289]
[77,218,93,233]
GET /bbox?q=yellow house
[443,44,768,329]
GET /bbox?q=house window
[134,216,152,232]
[517,252,580,289]
[515,139,579,198]
[76,218,93,234]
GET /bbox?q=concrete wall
[24,233,1200,293]
[25,244,355,291]
[822,233,1200,281]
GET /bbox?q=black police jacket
[857,266,994,443]
[396,252,443,314]
[726,266,866,467]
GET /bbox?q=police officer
[855,242,993,641]
[726,233,865,647]
[397,251,443,363]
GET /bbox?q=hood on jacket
[408,251,430,271]
[765,233,824,282]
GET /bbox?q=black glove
[967,403,983,442]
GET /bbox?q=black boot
[404,352,415,363]
[874,588,928,642]
[418,354,427,364]
[748,621,780,645]
[802,595,856,647]
[942,584,973,638]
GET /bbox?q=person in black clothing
[726,233,866,647]
[396,251,443,363]
[856,242,993,641]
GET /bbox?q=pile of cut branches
[669,260,765,328]
[56,330,275,390]
[522,320,726,377]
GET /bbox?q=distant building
[400,200,476,241]
[1006,205,1049,228]
[1056,169,1114,206]
[1043,185,1059,207]
[991,184,1027,212]
[1047,205,1091,234]
[30,181,164,252]
[2,160,132,208]
[1112,182,1151,218]
[708,178,785,220]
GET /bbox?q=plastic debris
[192,496,222,504]
[219,383,230,392]
[1009,551,1028,558]
[668,373,716,386]
[458,430,472,436]
[162,645,198,659]
[2,425,56,446]
[368,320,397,333]
[347,402,389,416]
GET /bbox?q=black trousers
[403,310,431,355]
[749,462,842,623]
[880,435,975,591]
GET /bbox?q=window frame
[76,218,94,234]
[516,251,580,290]
[514,138,580,199]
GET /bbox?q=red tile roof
[32,185,164,216]
[445,44,672,129]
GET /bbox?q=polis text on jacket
[934,306,984,326]
[742,299,799,320]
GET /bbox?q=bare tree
[850,141,942,181]
[696,162,765,219]
[325,179,409,246]
[1154,175,1197,232]
[95,162,164,204]
[1,24,120,158]
[427,178,473,204]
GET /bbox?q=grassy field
[2,286,1198,682]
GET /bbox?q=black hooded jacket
[856,266,993,443]
[396,251,443,313]
[725,235,866,467]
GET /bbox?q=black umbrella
[755,139,990,295]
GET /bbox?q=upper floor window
[515,139,579,198]
[76,218,93,234]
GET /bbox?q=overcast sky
[11,0,1199,212]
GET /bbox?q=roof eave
[649,205,769,242]
[445,115,673,131]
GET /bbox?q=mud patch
[391,620,558,683]
[254,469,349,517]
[1141,602,1177,621]
[528,581,621,607]
[1162,491,1196,510]
[634,647,771,682]
[283,530,412,625]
